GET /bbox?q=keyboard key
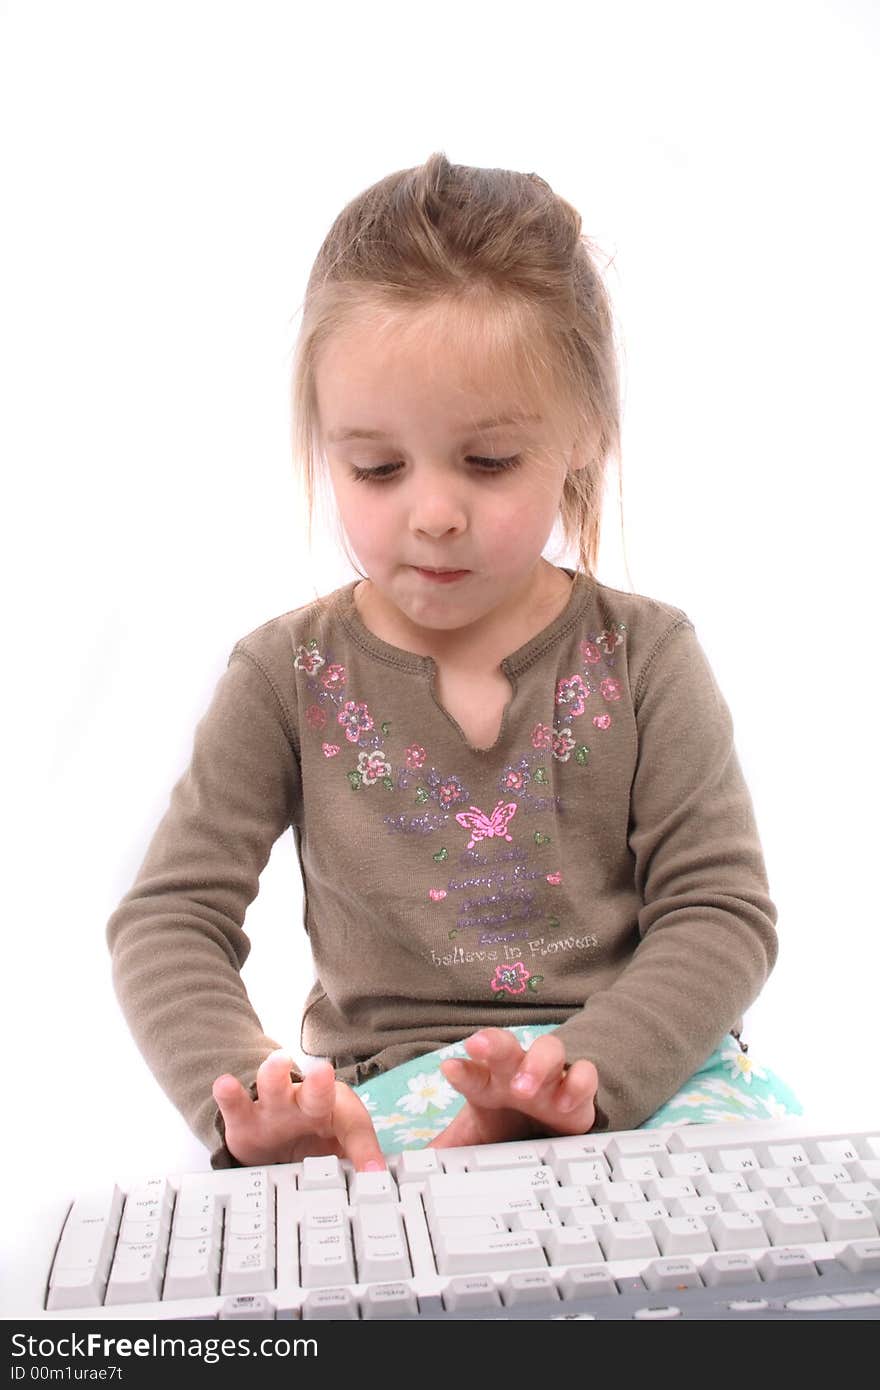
[559,1267,618,1299]
[709,1212,770,1251]
[301,1288,358,1319]
[443,1274,503,1312]
[604,1135,669,1164]
[596,1220,660,1261]
[470,1143,543,1170]
[633,1304,682,1319]
[695,1172,750,1202]
[595,1180,648,1213]
[700,1252,761,1286]
[163,1247,220,1300]
[656,1152,710,1180]
[814,1139,861,1167]
[48,1186,125,1309]
[501,1271,560,1306]
[427,1168,555,1200]
[125,1181,173,1224]
[762,1207,825,1245]
[300,1230,356,1288]
[746,1167,801,1194]
[644,1177,698,1203]
[545,1136,607,1164]
[221,1234,275,1296]
[352,1204,411,1282]
[838,1239,880,1274]
[776,1184,828,1210]
[509,1210,561,1233]
[349,1170,398,1204]
[220,1294,274,1320]
[828,1182,880,1218]
[227,1210,271,1237]
[396,1150,443,1182]
[46,1267,108,1311]
[642,1258,703,1291]
[227,1170,271,1216]
[613,1156,663,1184]
[542,1227,603,1266]
[564,1202,614,1228]
[757,1248,818,1281]
[627,1199,670,1231]
[105,1242,164,1305]
[427,1192,541,1222]
[760,1143,810,1169]
[561,1158,611,1189]
[727,1191,775,1216]
[669,1196,722,1221]
[799,1164,852,1193]
[435,1230,546,1276]
[436,1214,507,1238]
[300,1156,346,1191]
[715,1148,761,1174]
[361,1283,419,1318]
[818,1202,878,1241]
[654,1217,713,1256]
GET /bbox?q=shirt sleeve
[106,641,302,1167]
[552,618,779,1131]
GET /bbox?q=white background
[2,0,878,1207]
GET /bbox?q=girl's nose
[408,486,468,539]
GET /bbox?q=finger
[211,1074,253,1125]
[463,1028,524,1075]
[254,1050,299,1103]
[510,1033,567,1098]
[554,1058,599,1113]
[439,1056,491,1097]
[292,1062,338,1120]
[335,1096,387,1172]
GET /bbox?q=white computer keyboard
[7,1118,880,1321]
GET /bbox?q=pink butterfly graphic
[455,799,518,850]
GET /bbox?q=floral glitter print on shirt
[292,618,626,998]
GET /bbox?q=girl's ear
[566,428,593,473]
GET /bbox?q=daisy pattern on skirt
[700,1107,756,1124]
[396,1073,458,1115]
[721,1047,768,1085]
[371,1112,410,1132]
[700,1077,762,1107]
[394,1124,447,1145]
[762,1095,791,1120]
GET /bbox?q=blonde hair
[289,152,629,586]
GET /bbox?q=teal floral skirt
[351,1025,803,1156]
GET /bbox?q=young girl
[106,152,801,1172]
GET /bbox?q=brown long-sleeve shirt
[106,568,778,1165]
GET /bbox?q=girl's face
[316,305,584,653]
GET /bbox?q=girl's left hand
[427,1028,598,1149]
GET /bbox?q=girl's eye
[351,455,522,483]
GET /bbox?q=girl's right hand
[212,1050,386,1171]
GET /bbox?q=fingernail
[364,1160,385,1172]
[512,1073,537,1096]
